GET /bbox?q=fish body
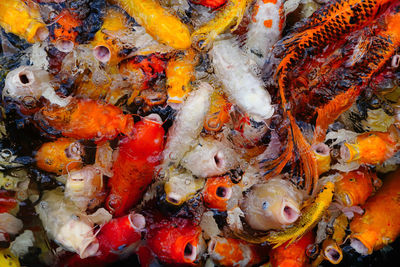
[166,49,196,105]
[269,231,314,267]
[204,90,231,132]
[191,0,250,50]
[111,0,191,49]
[190,0,227,9]
[0,190,18,213]
[245,0,285,67]
[0,0,48,43]
[35,98,135,141]
[106,115,164,216]
[211,39,274,120]
[0,249,20,267]
[208,236,267,267]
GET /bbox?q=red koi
[190,0,227,9]
[146,217,204,265]
[0,190,18,213]
[106,114,165,217]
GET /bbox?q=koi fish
[202,175,234,211]
[211,38,274,120]
[166,49,196,105]
[111,0,191,50]
[35,138,83,175]
[35,188,99,259]
[50,9,81,53]
[208,236,268,267]
[64,213,146,267]
[190,0,227,9]
[241,177,303,231]
[3,66,71,108]
[237,182,334,247]
[335,168,376,207]
[340,127,400,165]
[0,0,48,43]
[146,216,204,265]
[35,98,135,141]
[91,8,133,65]
[244,0,285,67]
[269,231,314,267]
[191,0,250,50]
[312,143,331,175]
[106,114,165,217]
[180,136,239,178]
[350,168,400,255]
[164,167,205,205]
[161,82,212,169]
[65,166,105,211]
[204,89,231,132]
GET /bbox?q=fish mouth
[166,192,183,206]
[277,199,300,225]
[312,143,330,156]
[55,39,74,53]
[79,238,100,259]
[183,242,197,263]
[213,151,225,170]
[324,244,343,264]
[215,185,232,200]
[93,45,111,63]
[128,213,146,230]
[16,69,34,86]
[350,237,370,255]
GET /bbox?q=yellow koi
[166,49,197,104]
[236,182,334,248]
[191,0,250,50]
[0,0,48,43]
[0,249,20,267]
[111,0,191,50]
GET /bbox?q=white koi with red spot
[244,0,285,66]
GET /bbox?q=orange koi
[350,168,400,255]
[50,9,81,53]
[146,217,204,265]
[335,168,377,207]
[340,127,400,165]
[202,175,234,211]
[0,0,48,43]
[35,98,135,141]
[91,8,133,65]
[111,0,191,50]
[35,138,83,175]
[166,49,197,105]
[208,236,268,267]
[204,90,231,132]
[106,114,164,217]
[269,231,314,267]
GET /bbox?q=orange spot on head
[264,19,273,28]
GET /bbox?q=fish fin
[313,86,361,144]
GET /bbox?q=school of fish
[0,0,400,266]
